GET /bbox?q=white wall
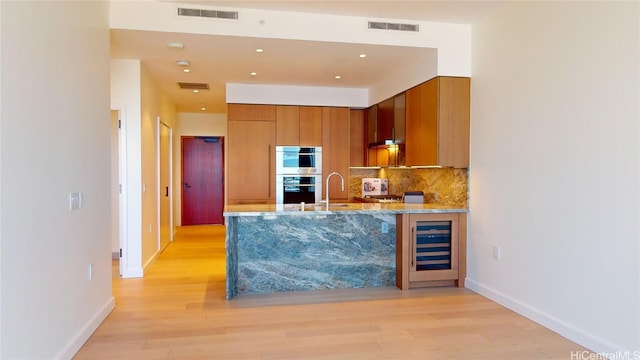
[1,2,114,358]
[140,64,176,268]
[468,1,639,354]
[111,60,177,274]
[174,112,227,226]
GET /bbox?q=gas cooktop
[355,195,403,203]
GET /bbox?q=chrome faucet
[325,171,345,209]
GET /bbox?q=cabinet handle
[268,144,272,198]
[411,226,415,268]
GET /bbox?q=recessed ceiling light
[255,48,264,53]
[193,89,199,93]
[250,72,257,76]
[334,75,342,80]
[167,42,184,49]
[176,60,190,66]
[359,54,367,58]
[183,68,190,73]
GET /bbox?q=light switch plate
[69,192,82,211]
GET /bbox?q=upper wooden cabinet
[377,97,394,142]
[349,109,365,167]
[228,104,276,121]
[405,77,470,168]
[299,106,323,146]
[322,107,350,201]
[275,105,322,146]
[275,106,299,145]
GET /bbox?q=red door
[182,137,224,225]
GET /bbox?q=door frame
[157,118,173,250]
[112,105,128,277]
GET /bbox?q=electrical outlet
[493,245,501,260]
[381,221,389,234]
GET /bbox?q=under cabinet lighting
[334,75,342,80]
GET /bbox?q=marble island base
[225,213,396,299]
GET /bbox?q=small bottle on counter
[300,202,305,211]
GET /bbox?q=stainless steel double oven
[275,146,322,204]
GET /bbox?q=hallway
[74,226,589,359]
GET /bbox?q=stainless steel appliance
[275,146,322,175]
[276,174,322,204]
[275,146,322,204]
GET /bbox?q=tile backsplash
[349,167,468,207]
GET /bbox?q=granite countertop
[224,202,467,217]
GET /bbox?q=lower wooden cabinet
[396,212,467,290]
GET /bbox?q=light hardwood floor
[74,225,590,359]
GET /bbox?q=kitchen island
[224,203,467,300]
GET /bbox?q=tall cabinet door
[322,107,349,201]
[228,120,276,204]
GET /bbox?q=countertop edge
[223,204,468,217]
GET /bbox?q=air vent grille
[178,8,238,20]
[368,21,419,32]
[177,82,210,90]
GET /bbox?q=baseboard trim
[55,296,115,360]
[143,248,161,273]
[465,278,623,355]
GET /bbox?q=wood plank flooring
[74,225,591,359]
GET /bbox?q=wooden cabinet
[377,97,394,142]
[366,105,377,145]
[275,105,299,145]
[396,212,467,290]
[322,107,350,201]
[299,106,323,146]
[227,104,276,205]
[349,109,365,167]
[405,77,470,168]
[228,104,276,121]
[276,106,322,146]
[393,93,406,143]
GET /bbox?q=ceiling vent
[177,82,210,90]
[177,7,239,20]
[368,21,419,32]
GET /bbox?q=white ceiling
[110,1,503,113]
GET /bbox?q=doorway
[181,136,224,225]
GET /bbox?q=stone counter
[224,204,467,300]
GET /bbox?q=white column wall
[468,1,640,353]
[1,2,113,358]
